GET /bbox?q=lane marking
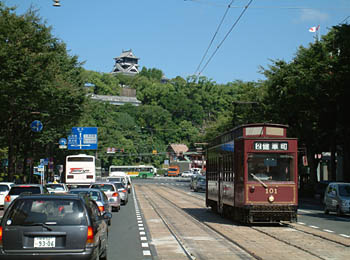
[340,234,350,238]
[141,236,147,241]
[297,222,306,225]
[142,242,149,248]
[309,225,319,229]
[323,229,334,233]
[298,209,312,214]
[143,250,151,256]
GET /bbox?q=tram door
[218,156,224,214]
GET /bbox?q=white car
[0,182,14,208]
[181,171,194,177]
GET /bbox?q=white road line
[141,242,149,248]
[297,222,306,225]
[140,236,147,241]
[340,234,350,238]
[138,223,144,227]
[139,227,145,231]
[138,220,143,223]
[140,231,146,235]
[309,225,319,229]
[323,229,334,233]
[298,209,312,214]
[143,250,151,256]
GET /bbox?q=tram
[206,123,298,223]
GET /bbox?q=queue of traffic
[0,173,131,259]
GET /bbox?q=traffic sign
[31,120,43,132]
[68,127,98,150]
[59,138,67,149]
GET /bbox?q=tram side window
[247,153,294,182]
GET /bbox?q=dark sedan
[0,193,111,260]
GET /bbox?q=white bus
[109,165,157,179]
[65,154,96,186]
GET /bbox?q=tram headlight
[268,195,274,203]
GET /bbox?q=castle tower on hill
[111,49,139,75]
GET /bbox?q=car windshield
[5,198,87,226]
[247,153,295,182]
[9,186,41,195]
[91,184,114,192]
[70,190,102,201]
[339,184,350,196]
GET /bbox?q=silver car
[4,184,49,211]
[110,182,129,205]
[324,182,350,216]
[89,182,121,211]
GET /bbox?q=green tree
[0,4,85,180]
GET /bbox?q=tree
[0,4,85,180]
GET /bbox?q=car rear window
[91,184,114,192]
[70,190,101,201]
[5,198,87,226]
[9,186,41,195]
[46,184,65,191]
[0,185,10,192]
[113,182,125,189]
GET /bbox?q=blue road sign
[59,138,67,146]
[68,127,98,150]
[31,120,43,132]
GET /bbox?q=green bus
[109,165,157,179]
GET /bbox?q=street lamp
[53,0,61,7]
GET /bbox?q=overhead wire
[194,0,235,75]
[197,0,254,76]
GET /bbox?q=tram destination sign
[254,141,288,151]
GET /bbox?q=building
[111,49,139,76]
[88,94,141,106]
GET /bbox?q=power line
[195,0,235,75]
[340,15,350,24]
[198,0,254,76]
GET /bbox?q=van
[167,166,180,177]
[324,182,350,216]
[107,171,131,193]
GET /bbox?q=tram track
[137,184,259,260]
[136,184,350,260]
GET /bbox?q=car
[181,171,194,178]
[0,193,111,260]
[45,183,69,194]
[324,182,350,216]
[69,188,113,225]
[0,182,14,209]
[109,182,129,205]
[4,184,49,212]
[190,173,201,190]
[89,182,121,211]
[192,176,206,192]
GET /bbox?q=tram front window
[248,153,294,182]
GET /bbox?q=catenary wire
[198,0,254,75]
[194,0,235,75]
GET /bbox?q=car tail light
[4,195,10,203]
[121,189,127,193]
[0,226,3,244]
[98,206,105,212]
[86,175,94,179]
[112,192,119,197]
[86,226,94,245]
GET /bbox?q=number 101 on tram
[206,123,298,223]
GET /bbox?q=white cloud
[299,9,329,22]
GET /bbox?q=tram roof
[208,123,289,147]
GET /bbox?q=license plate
[34,237,55,248]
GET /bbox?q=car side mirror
[103,212,112,220]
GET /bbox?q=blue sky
[5,0,350,84]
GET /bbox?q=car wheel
[100,244,107,260]
[336,206,343,216]
[115,206,119,212]
[324,206,329,214]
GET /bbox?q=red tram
[206,123,298,223]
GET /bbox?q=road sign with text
[68,127,98,150]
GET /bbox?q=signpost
[59,138,67,149]
[68,127,98,150]
[30,120,43,132]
